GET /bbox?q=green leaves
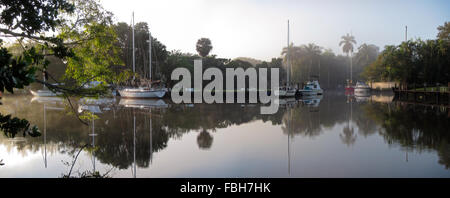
[0,0,74,35]
[0,44,37,94]
[363,38,449,85]
[0,114,41,138]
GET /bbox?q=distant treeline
[10,19,449,90]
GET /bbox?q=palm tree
[196,38,213,57]
[303,43,322,80]
[197,129,213,149]
[339,33,357,84]
[355,44,379,65]
[281,43,304,83]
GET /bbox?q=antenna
[405,26,408,41]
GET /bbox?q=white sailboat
[118,12,167,99]
[30,79,63,97]
[277,20,296,98]
[30,89,62,97]
[30,49,63,97]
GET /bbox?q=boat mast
[287,20,290,87]
[149,30,152,81]
[132,12,136,80]
[44,103,47,168]
[133,114,136,178]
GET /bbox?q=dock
[393,83,450,106]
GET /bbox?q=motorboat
[299,94,323,107]
[354,82,371,96]
[298,80,323,96]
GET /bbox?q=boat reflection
[31,96,64,105]
[119,98,169,109]
[355,95,370,103]
[78,97,117,113]
[299,95,323,107]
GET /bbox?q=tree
[58,0,126,88]
[354,44,379,81]
[113,22,167,81]
[362,37,449,86]
[0,0,75,138]
[0,0,127,137]
[196,38,213,57]
[197,130,213,150]
[437,22,450,41]
[339,33,357,83]
[303,43,322,79]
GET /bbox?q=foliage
[0,114,40,138]
[196,38,213,57]
[437,22,450,41]
[339,33,357,55]
[113,22,167,81]
[0,41,38,93]
[0,0,74,35]
[58,0,126,88]
[0,0,126,138]
[362,39,449,85]
[363,22,449,86]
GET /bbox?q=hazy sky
[101,0,450,61]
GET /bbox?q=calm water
[0,92,449,178]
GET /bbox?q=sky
[101,0,450,61]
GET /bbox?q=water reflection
[0,92,449,177]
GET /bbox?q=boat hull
[30,90,62,97]
[354,88,371,96]
[299,89,323,96]
[275,90,296,97]
[118,89,167,98]
[119,98,168,108]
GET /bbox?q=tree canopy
[196,38,213,57]
[362,22,449,86]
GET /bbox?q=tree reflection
[340,96,357,146]
[340,126,357,146]
[197,129,213,150]
[364,102,450,168]
[1,94,449,171]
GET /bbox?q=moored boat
[30,89,62,97]
[277,20,297,98]
[298,80,323,96]
[118,87,168,98]
[354,81,371,96]
[117,12,167,99]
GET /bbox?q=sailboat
[118,12,167,99]
[30,73,62,97]
[277,20,296,98]
[30,49,62,97]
